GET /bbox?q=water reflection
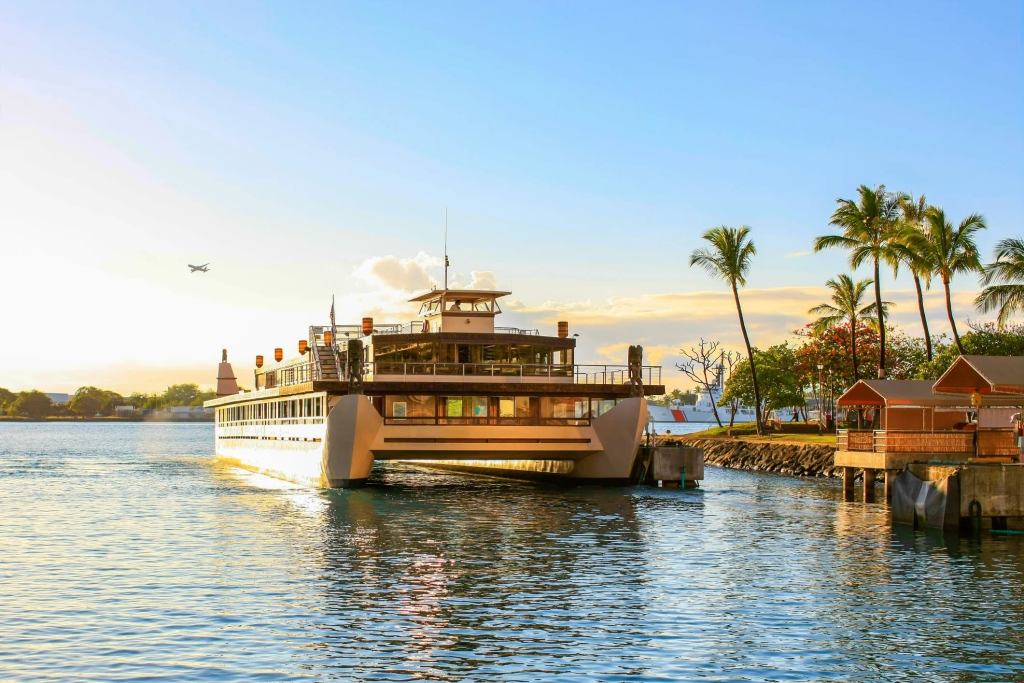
[3,424,1024,681]
[313,466,650,680]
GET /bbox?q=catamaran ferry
[205,288,664,487]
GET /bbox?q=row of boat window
[372,342,573,366]
[385,395,622,420]
[219,397,325,423]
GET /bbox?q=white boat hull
[214,396,650,487]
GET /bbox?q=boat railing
[369,362,660,384]
[370,322,542,336]
[574,365,662,386]
[494,326,540,336]
[382,416,591,426]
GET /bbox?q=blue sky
[2,1,1021,392]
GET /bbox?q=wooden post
[885,470,896,504]
[843,467,855,501]
[864,468,876,503]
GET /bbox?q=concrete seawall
[681,438,839,477]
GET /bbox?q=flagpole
[330,295,337,351]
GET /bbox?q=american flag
[330,295,335,327]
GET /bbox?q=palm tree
[808,274,888,381]
[921,207,986,353]
[897,194,936,360]
[813,184,902,378]
[976,237,1024,328]
[690,226,763,435]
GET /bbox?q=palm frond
[689,225,756,287]
[975,284,1024,328]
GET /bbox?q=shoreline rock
[681,438,840,477]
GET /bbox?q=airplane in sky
[188,263,210,273]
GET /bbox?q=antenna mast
[444,207,449,290]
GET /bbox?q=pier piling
[843,467,855,501]
[863,468,876,503]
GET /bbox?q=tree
[976,237,1024,328]
[898,194,936,360]
[161,384,202,406]
[127,392,150,409]
[719,345,803,423]
[921,207,986,353]
[189,389,217,407]
[675,338,725,427]
[0,387,15,412]
[915,321,1024,380]
[720,349,743,427]
[69,392,103,417]
[807,274,887,382]
[885,328,929,380]
[69,386,125,416]
[690,226,764,434]
[9,391,53,418]
[650,389,697,408]
[814,184,902,378]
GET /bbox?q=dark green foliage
[69,386,126,416]
[720,344,804,421]
[914,322,1024,380]
[650,389,697,407]
[977,237,1024,327]
[8,391,53,418]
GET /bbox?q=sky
[1,1,1021,394]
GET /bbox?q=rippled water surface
[2,423,1024,682]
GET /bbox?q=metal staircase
[315,345,340,381]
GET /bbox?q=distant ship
[647,364,756,424]
[206,286,665,488]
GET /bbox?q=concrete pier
[843,467,855,501]
[647,446,704,488]
[892,463,1024,531]
[863,468,876,503]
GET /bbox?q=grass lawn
[667,423,838,445]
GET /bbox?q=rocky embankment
[681,438,839,477]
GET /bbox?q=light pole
[816,364,824,418]
[828,368,834,422]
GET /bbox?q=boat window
[387,397,436,419]
[482,344,511,363]
[541,397,586,419]
[499,398,515,418]
[516,396,532,418]
[470,397,487,417]
[592,399,617,417]
[445,397,464,417]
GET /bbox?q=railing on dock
[837,428,1019,456]
[837,429,874,452]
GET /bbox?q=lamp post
[828,368,834,420]
[816,364,824,418]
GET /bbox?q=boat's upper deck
[244,287,663,396]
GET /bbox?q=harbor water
[2,422,1024,681]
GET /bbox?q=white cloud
[785,251,810,258]
[467,270,500,290]
[351,252,441,292]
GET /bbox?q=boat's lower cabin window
[591,399,620,418]
[540,397,588,419]
[386,395,436,420]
